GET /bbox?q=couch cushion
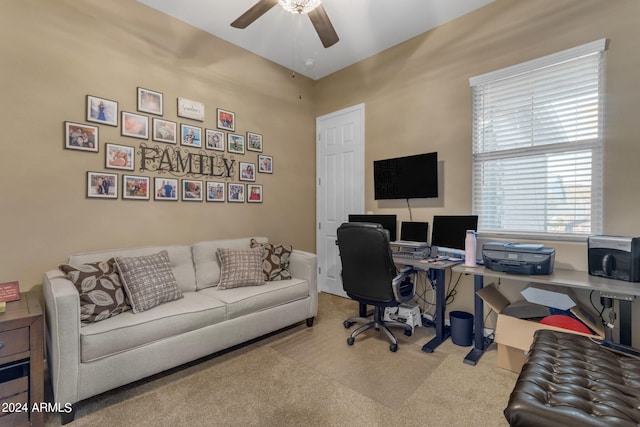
[115,251,183,313]
[250,238,293,281]
[59,258,130,323]
[68,245,197,293]
[192,237,268,290]
[199,278,309,320]
[79,292,226,363]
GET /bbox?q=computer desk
[392,256,461,353]
[452,265,640,366]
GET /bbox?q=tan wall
[315,0,640,341]
[0,0,317,292]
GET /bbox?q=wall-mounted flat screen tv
[373,152,438,200]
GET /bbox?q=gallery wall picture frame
[137,87,163,116]
[228,133,245,154]
[105,143,135,170]
[206,181,226,202]
[205,129,225,151]
[122,175,150,200]
[247,132,263,152]
[86,95,118,126]
[177,97,205,121]
[87,171,118,199]
[154,177,178,201]
[258,155,273,174]
[247,184,263,203]
[239,162,256,182]
[182,179,203,202]
[181,124,202,148]
[152,118,177,144]
[65,121,99,152]
[121,111,149,139]
[217,108,235,131]
[228,183,245,203]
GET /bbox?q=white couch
[42,237,317,423]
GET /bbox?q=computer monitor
[431,215,478,250]
[348,214,397,242]
[400,221,429,243]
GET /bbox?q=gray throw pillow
[115,250,183,313]
[60,258,130,323]
[217,247,265,290]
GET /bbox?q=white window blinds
[470,39,606,240]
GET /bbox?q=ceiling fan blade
[308,4,339,48]
[231,0,279,29]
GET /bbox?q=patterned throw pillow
[216,247,265,290]
[60,258,130,323]
[115,250,183,313]
[250,239,293,281]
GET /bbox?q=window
[470,39,606,240]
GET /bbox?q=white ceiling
[137,0,495,80]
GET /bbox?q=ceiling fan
[231,0,339,48]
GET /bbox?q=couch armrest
[43,269,81,406]
[288,250,318,318]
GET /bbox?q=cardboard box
[477,283,604,372]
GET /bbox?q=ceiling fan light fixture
[277,0,322,14]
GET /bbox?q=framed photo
[154,177,178,201]
[228,183,245,202]
[206,181,225,202]
[86,95,118,126]
[122,175,150,200]
[239,162,256,182]
[152,118,177,144]
[217,108,235,131]
[87,172,117,199]
[247,184,263,203]
[228,133,245,154]
[105,143,134,171]
[177,97,205,121]
[205,129,225,151]
[121,111,148,139]
[181,124,202,148]
[65,121,98,152]
[247,132,263,152]
[182,179,203,201]
[258,155,273,174]
[137,87,163,116]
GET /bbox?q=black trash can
[450,311,473,346]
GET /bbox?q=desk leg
[464,274,492,365]
[619,299,632,346]
[422,269,450,353]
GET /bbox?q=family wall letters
[138,143,235,178]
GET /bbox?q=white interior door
[316,104,365,297]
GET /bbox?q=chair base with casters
[344,305,413,352]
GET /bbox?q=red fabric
[540,315,592,334]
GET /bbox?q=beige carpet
[45,293,518,426]
[272,313,446,409]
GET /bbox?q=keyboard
[391,240,430,249]
[393,250,431,260]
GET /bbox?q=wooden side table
[0,292,44,427]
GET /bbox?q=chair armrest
[42,269,81,405]
[392,266,416,302]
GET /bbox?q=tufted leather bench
[504,329,640,426]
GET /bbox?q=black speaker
[588,235,640,282]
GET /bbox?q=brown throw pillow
[250,239,293,281]
[60,258,130,323]
[216,247,265,290]
[115,251,183,313]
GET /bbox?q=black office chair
[336,222,416,352]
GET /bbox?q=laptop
[392,222,430,249]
